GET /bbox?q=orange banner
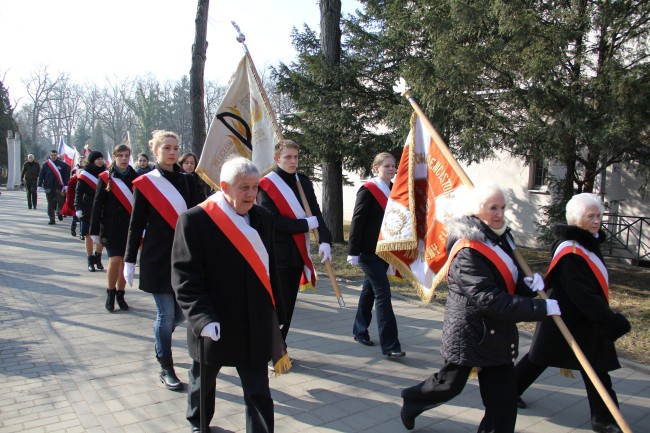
[376,113,470,301]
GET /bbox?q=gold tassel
[469,367,479,379]
[559,368,575,378]
[273,352,292,376]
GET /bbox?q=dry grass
[313,231,649,366]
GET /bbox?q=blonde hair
[565,193,604,225]
[372,152,396,173]
[274,139,300,158]
[148,130,180,153]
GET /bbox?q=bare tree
[24,66,67,149]
[204,79,226,129]
[190,0,209,156]
[98,77,134,154]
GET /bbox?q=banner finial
[231,21,246,44]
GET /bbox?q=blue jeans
[353,253,401,354]
[152,292,186,359]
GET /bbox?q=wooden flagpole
[232,22,345,308]
[395,78,632,433]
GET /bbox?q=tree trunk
[319,0,344,243]
[190,0,209,156]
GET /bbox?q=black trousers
[515,353,619,424]
[45,189,64,221]
[25,180,37,208]
[187,361,273,433]
[278,266,303,341]
[402,361,518,433]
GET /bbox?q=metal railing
[601,213,650,265]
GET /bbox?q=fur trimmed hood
[445,215,513,252]
[552,224,606,254]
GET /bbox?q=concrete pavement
[1,188,649,433]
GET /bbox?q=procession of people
[16,133,632,433]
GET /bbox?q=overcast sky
[0,0,363,107]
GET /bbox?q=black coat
[75,164,105,221]
[441,216,548,366]
[89,166,139,248]
[257,167,332,269]
[37,159,70,191]
[528,225,630,372]
[124,164,200,294]
[172,203,286,368]
[21,161,40,183]
[348,180,390,256]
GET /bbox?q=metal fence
[601,213,650,266]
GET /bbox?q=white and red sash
[45,159,64,187]
[199,192,275,307]
[448,238,518,295]
[99,171,134,214]
[259,171,317,291]
[363,177,390,210]
[78,170,99,191]
[132,169,187,229]
[547,240,609,302]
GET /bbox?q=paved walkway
[1,188,649,433]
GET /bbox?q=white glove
[306,216,319,230]
[347,255,359,266]
[200,322,221,342]
[123,262,136,287]
[75,210,83,218]
[524,273,545,292]
[63,186,68,193]
[318,243,332,263]
[545,299,561,316]
[90,235,99,244]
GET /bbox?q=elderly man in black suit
[172,156,287,433]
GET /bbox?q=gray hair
[462,184,509,216]
[220,156,259,185]
[565,193,604,225]
[27,154,34,160]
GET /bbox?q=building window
[528,159,549,191]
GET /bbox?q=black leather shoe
[48,220,55,225]
[190,427,201,433]
[354,337,374,346]
[386,351,406,358]
[592,420,623,433]
[160,368,183,391]
[57,213,63,221]
[399,407,415,430]
[517,396,526,409]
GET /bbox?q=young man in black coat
[172,157,287,433]
[37,149,70,224]
[257,139,332,343]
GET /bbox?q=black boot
[116,290,129,310]
[157,357,183,391]
[71,223,77,237]
[87,255,96,272]
[105,289,116,312]
[94,251,104,270]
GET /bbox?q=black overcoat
[172,203,286,368]
[442,216,548,366]
[257,167,332,269]
[124,164,200,294]
[89,166,139,248]
[348,180,391,256]
[75,164,105,222]
[528,224,630,372]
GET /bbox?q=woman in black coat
[89,143,139,312]
[347,152,404,357]
[400,185,559,433]
[516,193,630,433]
[75,151,106,272]
[123,130,200,391]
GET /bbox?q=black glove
[608,312,631,341]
